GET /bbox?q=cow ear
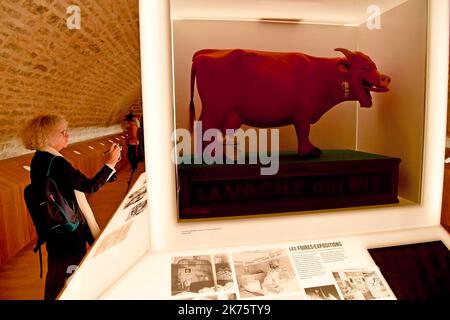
[337,59,350,73]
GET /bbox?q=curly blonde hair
[21,114,67,150]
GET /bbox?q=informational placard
[168,240,395,300]
[171,254,236,299]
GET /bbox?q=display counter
[60,172,149,299]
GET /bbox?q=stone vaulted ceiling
[0,0,141,159]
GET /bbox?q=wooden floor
[0,161,145,300]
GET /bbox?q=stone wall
[0,0,142,159]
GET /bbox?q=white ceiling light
[171,0,409,25]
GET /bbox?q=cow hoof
[313,147,322,155]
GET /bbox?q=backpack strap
[38,246,43,279]
[46,156,56,177]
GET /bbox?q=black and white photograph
[123,188,147,210]
[304,284,341,300]
[171,254,235,297]
[126,199,148,222]
[332,268,394,300]
[127,185,147,201]
[232,248,301,298]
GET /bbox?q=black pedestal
[177,150,400,220]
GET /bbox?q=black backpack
[24,156,80,277]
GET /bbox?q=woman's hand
[105,143,121,167]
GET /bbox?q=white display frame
[59,173,150,299]
[144,0,449,251]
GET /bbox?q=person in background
[137,114,145,162]
[125,112,139,171]
[21,114,121,300]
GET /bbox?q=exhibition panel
[98,226,449,300]
[443,151,450,231]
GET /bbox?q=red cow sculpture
[189,48,391,158]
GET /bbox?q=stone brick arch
[0,0,142,159]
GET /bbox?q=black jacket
[30,151,114,254]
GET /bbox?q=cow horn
[335,48,353,59]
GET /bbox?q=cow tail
[189,64,196,133]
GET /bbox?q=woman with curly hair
[21,114,121,300]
